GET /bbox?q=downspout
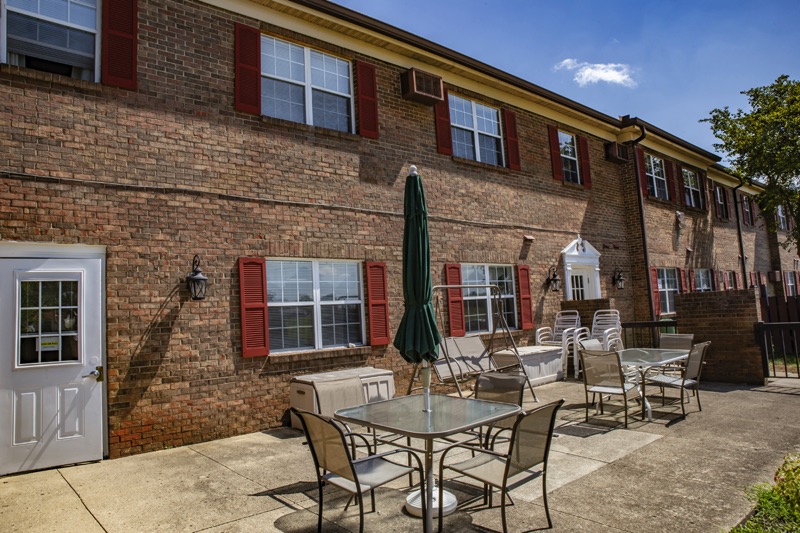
[733,178,748,286]
[626,123,655,320]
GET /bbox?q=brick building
[0,0,795,472]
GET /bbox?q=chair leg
[370,486,376,513]
[542,472,552,529]
[623,395,628,428]
[680,387,686,418]
[501,489,508,533]
[357,492,364,533]
[316,479,324,532]
[696,385,702,412]
[438,474,445,533]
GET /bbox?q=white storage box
[492,346,564,386]
[289,366,395,429]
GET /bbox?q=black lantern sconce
[186,255,208,300]
[612,268,625,290]
[545,266,561,292]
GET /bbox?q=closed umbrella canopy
[393,168,442,363]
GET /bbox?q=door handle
[82,366,104,382]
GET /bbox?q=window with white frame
[3,0,99,81]
[715,185,730,219]
[461,264,516,333]
[266,260,364,352]
[786,272,797,297]
[742,196,754,226]
[449,94,504,166]
[645,154,669,200]
[18,278,80,365]
[778,205,789,230]
[695,269,712,292]
[260,35,353,133]
[682,168,702,208]
[558,131,581,184]
[657,268,679,314]
[724,271,735,290]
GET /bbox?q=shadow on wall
[114,285,184,418]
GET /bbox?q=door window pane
[18,279,80,365]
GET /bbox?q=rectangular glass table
[335,393,521,533]
[618,348,690,421]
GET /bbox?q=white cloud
[554,58,637,88]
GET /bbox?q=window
[461,264,516,333]
[683,169,702,208]
[786,272,797,297]
[260,35,353,133]
[558,131,581,184]
[695,269,712,292]
[723,271,735,290]
[657,268,679,314]
[742,196,754,226]
[778,205,789,230]
[18,278,79,365]
[448,94,504,166]
[266,260,364,352]
[715,185,730,220]
[645,154,669,200]
[3,0,99,80]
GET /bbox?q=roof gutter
[733,178,748,287]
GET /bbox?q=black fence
[755,322,800,378]
[620,319,679,349]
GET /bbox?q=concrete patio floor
[2,377,800,532]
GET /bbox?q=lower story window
[18,278,79,365]
[266,260,364,352]
[695,269,712,292]
[657,268,679,314]
[461,264,516,333]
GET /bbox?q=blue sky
[333,0,800,156]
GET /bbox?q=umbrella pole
[421,361,431,412]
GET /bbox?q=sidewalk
[2,378,800,532]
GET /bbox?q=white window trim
[743,196,753,225]
[1,0,102,83]
[715,186,729,219]
[461,264,516,334]
[786,272,796,297]
[778,205,789,230]
[657,268,679,314]
[695,268,712,292]
[645,154,669,200]
[260,35,355,133]
[266,259,365,352]
[558,130,581,184]
[449,94,505,166]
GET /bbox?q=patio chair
[659,333,694,350]
[535,310,581,346]
[646,341,711,418]
[590,309,621,347]
[472,371,528,446]
[571,326,591,379]
[579,349,641,428]
[291,408,426,533]
[436,399,565,533]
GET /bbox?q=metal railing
[755,322,800,378]
[620,319,679,349]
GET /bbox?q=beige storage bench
[492,345,564,387]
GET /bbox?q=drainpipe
[625,122,655,320]
[733,178,748,286]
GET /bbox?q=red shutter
[711,270,718,290]
[750,272,757,288]
[675,165,686,205]
[547,125,563,181]
[735,272,742,290]
[434,92,453,155]
[503,109,521,170]
[699,172,708,210]
[238,257,269,357]
[444,263,465,337]
[578,135,592,188]
[679,269,687,293]
[665,161,676,202]
[651,267,661,317]
[516,265,534,330]
[356,61,379,139]
[101,0,138,90]
[365,261,390,345]
[759,272,766,286]
[636,148,648,196]
[689,269,696,292]
[234,23,261,115]
[722,271,729,290]
[795,272,800,295]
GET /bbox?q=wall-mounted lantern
[612,268,625,290]
[545,266,561,292]
[186,255,208,300]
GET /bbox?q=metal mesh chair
[646,341,711,417]
[473,372,528,446]
[659,333,694,350]
[436,399,564,533]
[291,407,426,533]
[579,349,641,428]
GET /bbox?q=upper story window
[695,269,712,292]
[657,268,679,314]
[742,196,755,226]
[461,264,516,333]
[777,205,789,230]
[266,259,364,352]
[645,154,669,200]
[261,35,353,133]
[3,0,99,81]
[715,185,730,220]
[558,131,581,184]
[786,271,797,296]
[448,94,504,166]
[682,168,702,208]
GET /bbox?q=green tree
[704,75,800,247]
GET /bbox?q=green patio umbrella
[393,166,442,410]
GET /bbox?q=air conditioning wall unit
[604,141,630,164]
[400,68,444,105]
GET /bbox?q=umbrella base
[405,486,457,518]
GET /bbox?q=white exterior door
[0,251,105,475]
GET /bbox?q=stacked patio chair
[590,309,622,348]
[535,310,581,346]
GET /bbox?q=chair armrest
[352,447,424,472]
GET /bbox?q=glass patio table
[335,393,521,533]
[618,348,690,421]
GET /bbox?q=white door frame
[561,236,601,301]
[0,242,107,462]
